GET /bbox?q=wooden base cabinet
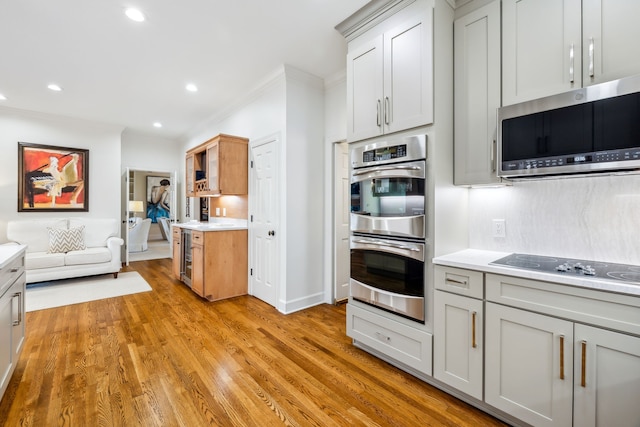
[171,227,182,280]
[190,230,247,302]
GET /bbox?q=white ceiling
[0,0,370,139]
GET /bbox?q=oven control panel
[362,144,407,163]
[351,135,426,169]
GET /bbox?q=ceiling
[0,0,370,139]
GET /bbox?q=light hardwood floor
[0,259,506,426]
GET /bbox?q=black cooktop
[490,253,640,284]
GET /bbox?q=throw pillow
[47,226,86,254]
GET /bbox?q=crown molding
[335,0,414,40]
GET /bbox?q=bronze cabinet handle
[471,311,477,349]
[581,340,587,387]
[559,335,565,380]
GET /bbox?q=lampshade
[129,200,144,213]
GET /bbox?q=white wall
[121,130,181,174]
[324,71,347,144]
[323,72,348,304]
[284,67,325,308]
[0,107,123,242]
[468,174,640,264]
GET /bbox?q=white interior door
[249,136,279,307]
[334,141,350,303]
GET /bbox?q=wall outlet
[492,219,506,238]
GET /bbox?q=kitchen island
[172,219,247,301]
[432,249,640,427]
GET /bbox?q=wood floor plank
[0,259,507,426]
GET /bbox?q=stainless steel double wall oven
[349,135,427,323]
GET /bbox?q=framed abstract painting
[146,175,171,223]
[18,142,89,212]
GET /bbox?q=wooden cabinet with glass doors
[185,134,248,197]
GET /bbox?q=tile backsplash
[468,173,640,264]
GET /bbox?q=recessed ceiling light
[47,84,62,92]
[125,8,145,22]
[186,83,198,92]
[153,122,162,128]
[0,94,6,101]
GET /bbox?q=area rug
[26,271,152,312]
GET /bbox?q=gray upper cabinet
[502,0,640,106]
[345,0,434,142]
[454,0,501,186]
[582,0,640,86]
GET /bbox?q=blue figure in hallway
[147,179,170,223]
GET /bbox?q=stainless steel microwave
[497,74,640,178]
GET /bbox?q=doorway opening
[123,168,177,264]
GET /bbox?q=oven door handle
[351,165,422,176]
[352,238,421,252]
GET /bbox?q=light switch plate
[492,219,506,238]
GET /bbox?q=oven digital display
[362,144,407,163]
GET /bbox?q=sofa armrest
[107,237,125,250]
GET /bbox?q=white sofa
[6,218,123,284]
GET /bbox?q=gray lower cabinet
[485,302,574,427]
[572,324,640,427]
[433,266,484,399]
[434,291,483,399]
[0,249,26,402]
[434,265,640,426]
[346,303,432,375]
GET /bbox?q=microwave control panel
[502,148,640,173]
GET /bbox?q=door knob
[268,230,276,236]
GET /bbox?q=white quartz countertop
[173,219,248,232]
[433,249,640,297]
[0,244,27,269]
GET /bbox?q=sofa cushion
[7,218,68,253]
[26,252,66,270]
[69,218,118,248]
[65,247,112,266]
[48,226,86,253]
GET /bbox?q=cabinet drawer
[191,231,204,246]
[347,303,432,375]
[0,255,24,297]
[486,273,640,336]
[434,265,483,299]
